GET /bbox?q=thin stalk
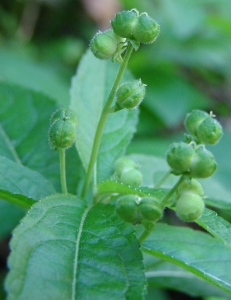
[60,148,68,194]
[138,175,185,244]
[154,169,171,188]
[81,43,134,198]
[138,224,155,244]
[161,175,185,206]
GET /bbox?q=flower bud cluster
[90,9,160,62]
[48,108,78,150]
[184,110,223,145]
[114,156,142,187]
[111,9,160,45]
[116,194,163,228]
[167,142,217,178]
[175,179,205,222]
[166,110,222,179]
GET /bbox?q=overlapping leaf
[142,223,231,295]
[70,49,138,182]
[0,82,81,193]
[0,155,55,208]
[144,255,231,298]
[6,194,146,300]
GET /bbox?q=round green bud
[116,195,141,223]
[184,110,209,136]
[116,79,146,109]
[139,196,163,222]
[90,30,118,59]
[133,13,160,44]
[176,193,204,222]
[115,156,137,176]
[166,142,195,174]
[178,179,204,197]
[197,116,223,145]
[111,10,138,39]
[190,145,217,178]
[49,119,76,150]
[51,108,78,127]
[120,169,142,187]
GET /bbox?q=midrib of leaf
[145,270,194,279]
[71,204,92,300]
[0,124,21,164]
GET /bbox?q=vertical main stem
[81,43,134,198]
[60,148,68,194]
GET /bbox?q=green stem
[81,43,134,198]
[138,175,185,244]
[138,224,155,244]
[154,169,171,188]
[161,175,185,206]
[60,148,68,194]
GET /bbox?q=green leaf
[70,49,138,182]
[97,180,167,203]
[0,82,81,193]
[142,223,231,295]
[98,109,138,182]
[6,194,146,300]
[144,255,231,298]
[196,208,231,248]
[97,179,146,196]
[0,155,55,208]
[0,49,69,106]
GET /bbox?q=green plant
[1,7,231,300]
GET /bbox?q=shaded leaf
[142,223,231,295]
[0,82,81,193]
[6,194,146,300]
[0,155,55,208]
[0,49,69,106]
[196,208,231,248]
[144,255,231,298]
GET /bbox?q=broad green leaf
[6,194,146,300]
[145,256,231,298]
[70,49,138,182]
[97,180,167,203]
[98,109,138,182]
[142,223,231,295]
[0,155,55,208]
[0,82,81,193]
[0,201,24,239]
[196,208,231,248]
[0,49,69,106]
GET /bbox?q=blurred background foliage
[0,0,231,299]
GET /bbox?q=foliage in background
[0,0,231,299]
